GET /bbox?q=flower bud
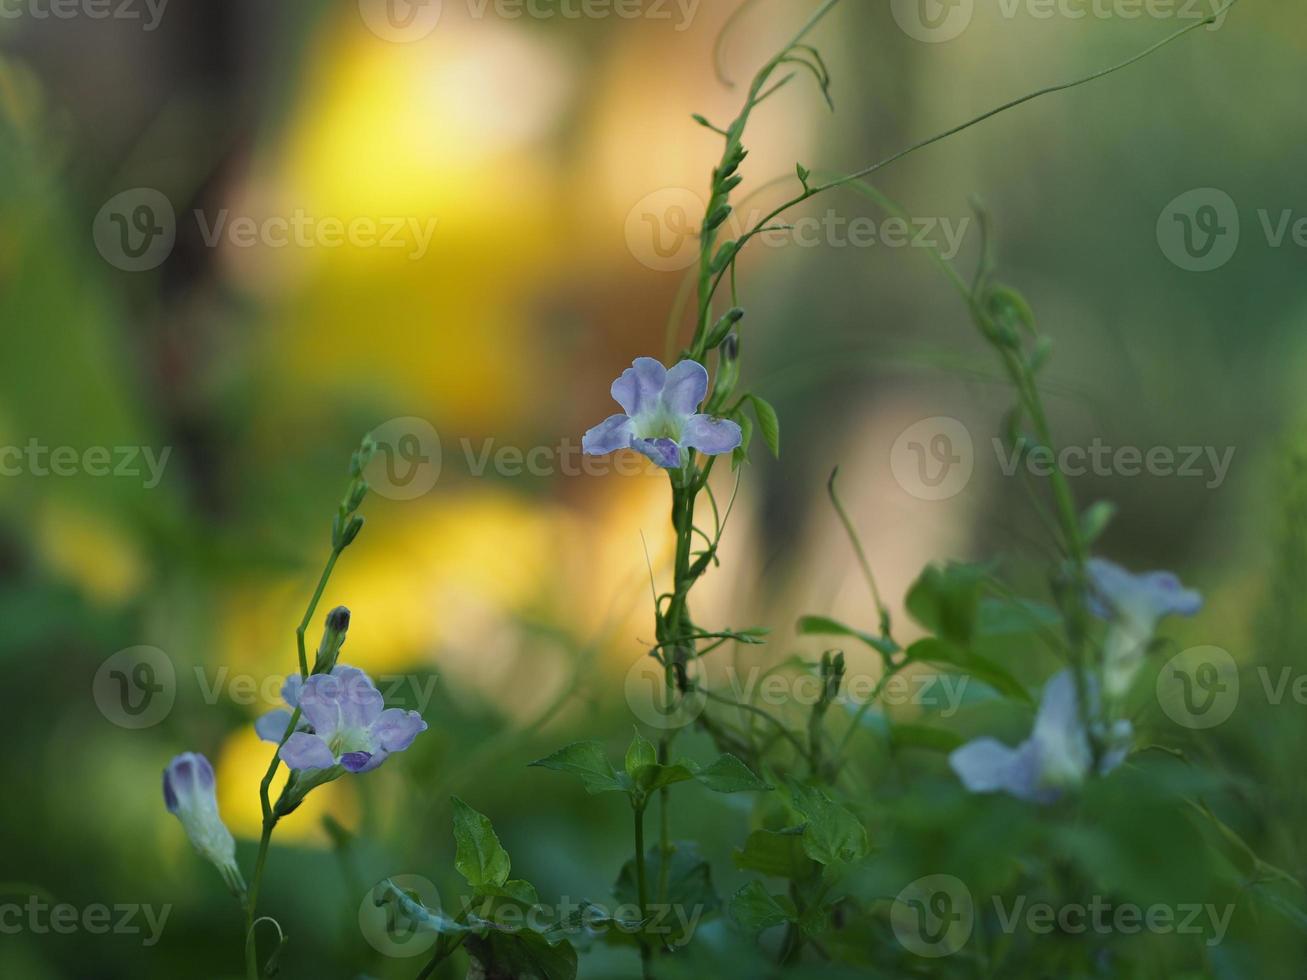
[163,753,245,897]
[312,605,351,675]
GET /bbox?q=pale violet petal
[949,737,1049,803]
[632,437,682,470]
[279,732,336,771]
[281,674,305,709]
[611,358,667,416]
[370,708,428,754]
[662,360,710,416]
[255,709,295,743]
[332,666,385,729]
[1087,558,1202,626]
[297,674,345,738]
[1031,670,1093,788]
[681,414,742,456]
[582,414,634,456]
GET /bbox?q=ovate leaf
[452,797,512,892]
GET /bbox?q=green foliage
[452,797,512,894]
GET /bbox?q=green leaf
[796,162,811,186]
[530,742,627,795]
[986,284,1037,336]
[464,929,578,980]
[785,780,869,868]
[796,615,899,658]
[494,879,541,906]
[906,637,1031,704]
[635,762,698,795]
[1079,500,1117,545]
[732,411,754,469]
[452,797,512,892]
[747,394,781,458]
[889,722,964,753]
[694,754,771,794]
[905,562,990,645]
[733,828,817,880]
[729,881,793,934]
[976,596,1060,637]
[624,730,657,777]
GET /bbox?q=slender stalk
[633,801,653,980]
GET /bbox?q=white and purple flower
[949,670,1129,805]
[583,357,742,470]
[163,752,245,895]
[1087,558,1202,700]
[275,666,427,774]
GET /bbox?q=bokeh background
[2,0,1305,976]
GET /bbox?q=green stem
[295,548,341,677]
[633,801,653,980]
[243,818,277,980]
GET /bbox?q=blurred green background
[1,0,1305,976]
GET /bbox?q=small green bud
[312,605,351,675]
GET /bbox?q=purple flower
[949,670,1129,805]
[583,357,742,469]
[1087,558,1202,699]
[254,672,311,743]
[163,752,245,895]
[277,666,427,774]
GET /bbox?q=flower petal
[332,666,385,729]
[611,357,667,416]
[1031,670,1093,788]
[297,674,345,737]
[632,437,682,470]
[279,732,337,771]
[949,737,1049,803]
[370,708,428,753]
[661,360,709,416]
[340,751,373,772]
[582,414,634,456]
[681,414,742,456]
[281,674,305,709]
[1087,558,1202,626]
[255,709,295,743]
